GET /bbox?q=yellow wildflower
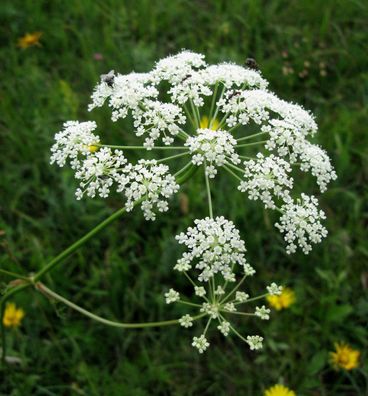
[267,287,295,310]
[330,342,360,371]
[265,384,296,396]
[200,115,219,130]
[18,32,42,49]
[2,302,25,328]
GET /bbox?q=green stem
[210,85,225,129]
[204,164,213,218]
[32,206,130,283]
[234,293,268,305]
[189,99,200,128]
[223,165,243,183]
[177,300,202,308]
[208,83,219,122]
[220,274,247,305]
[236,140,268,148]
[97,144,188,150]
[35,283,204,329]
[222,310,255,317]
[236,131,267,142]
[156,151,189,163]
[0,269,29,281]
[183,104,197,131]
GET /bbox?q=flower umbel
[168,217,279,353]
[330,342,360,371]
[46,50,337,354]
[3,302,25,328]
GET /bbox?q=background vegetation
[0,0,367,394]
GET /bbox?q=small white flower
[214,286,225,296]
[50,121,100,168]
[266,283,282,296]
[74,148,127,200]
[186,128,240,178]
[179,314,194,328]
[255,305,271,320]
[223,303,237,312]
[116,160,179,221]
[164,288,180,304]
[243,263,256,276]
[192,334,210,353]
[175,216,247,283]
[194,286,206,297]
[200,303,219,319]
[239,153,293,209]
[235,291,249,302]
[246,335,263,350]
[217,321,231,336]
[275,194,327,254]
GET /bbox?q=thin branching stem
[204,163,213,218]
[236,140,268,148]
[236,131,268,142]
[97,144,188,150]
[35,283,205,328]
[156,152,189,163]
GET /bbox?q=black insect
[101,70,115,87]
[228,90,241,100]
[245,58,259,70]
[181,74,192,82]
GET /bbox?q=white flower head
[116,160,179,221]
[164,288,180,304]
[192,334,210,353]
[151,50,207,85]
[255,305,271,320]
[239,153,293,209]
[50,121,100,168]
[224,302,237,312]
[217,321,231,336]
[75,148,127,200]
[175,216,247,282]
[276,194,327,254]
[235,291,249,302]
[133,101,186,149]
[266,283,282,296]
[194,286,206,297]
[179,314,194,328]
[186,128,240,178]
[246,335,263,350]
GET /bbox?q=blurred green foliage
[0,0,367,394]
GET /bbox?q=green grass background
[0,0,367,395]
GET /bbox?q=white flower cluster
[186,128,240,178]
[50,121,100,168]
[51,50,337,355]
[175,216,249,282]
[75,147,126,200]
[275,194,328,254]
[167,217,275,353]
[239,153,293,209]
[133,101,186,148]
[51,123,178,220]
[266,283,283,295]
[201,63,268,90]
[116,160,180,221]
